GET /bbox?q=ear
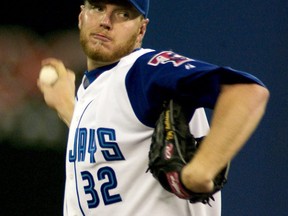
[78,5,84,30]
[137,18,149,43]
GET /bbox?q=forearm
[56,99,75,127]
[182,83,269,191]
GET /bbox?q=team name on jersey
[69,127,125,163]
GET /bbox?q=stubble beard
[80,30,139,64]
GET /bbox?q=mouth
[91,33,112,43]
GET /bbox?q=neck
[87,58,119,71]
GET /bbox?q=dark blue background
[1,1,287,215]
[143,1,287,215]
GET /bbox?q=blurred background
[0,0,287,215]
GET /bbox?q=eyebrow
[86,0,141,16]
[87,0,133,9]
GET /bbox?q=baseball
[39,65,59,85]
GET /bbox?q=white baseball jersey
[63,48,264,216]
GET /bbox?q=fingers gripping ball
[39,65,59,85]
[147,99,230,205]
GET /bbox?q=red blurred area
[0,26,85,112]
[0,26,47,112]
[0,26,85,146]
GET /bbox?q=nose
[100,13,112,30]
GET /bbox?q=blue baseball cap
[128,0,150,18]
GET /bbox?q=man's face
[78,0,148,66]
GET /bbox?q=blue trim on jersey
[84,62,119,88]
[125,50,265,127]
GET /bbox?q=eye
[116,11,130,21]
[91,5,104,12]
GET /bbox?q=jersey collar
[83,61,119,89]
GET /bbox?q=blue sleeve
[125,50,265,127]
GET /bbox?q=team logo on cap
[148,51,194,67]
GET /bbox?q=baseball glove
[147,99,230,205]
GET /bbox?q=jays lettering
[69,127,124,208]
[69,127,125,163]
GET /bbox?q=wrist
[181,162,214,193]
[56,99,75,127]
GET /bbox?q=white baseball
[39,65,59,85]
